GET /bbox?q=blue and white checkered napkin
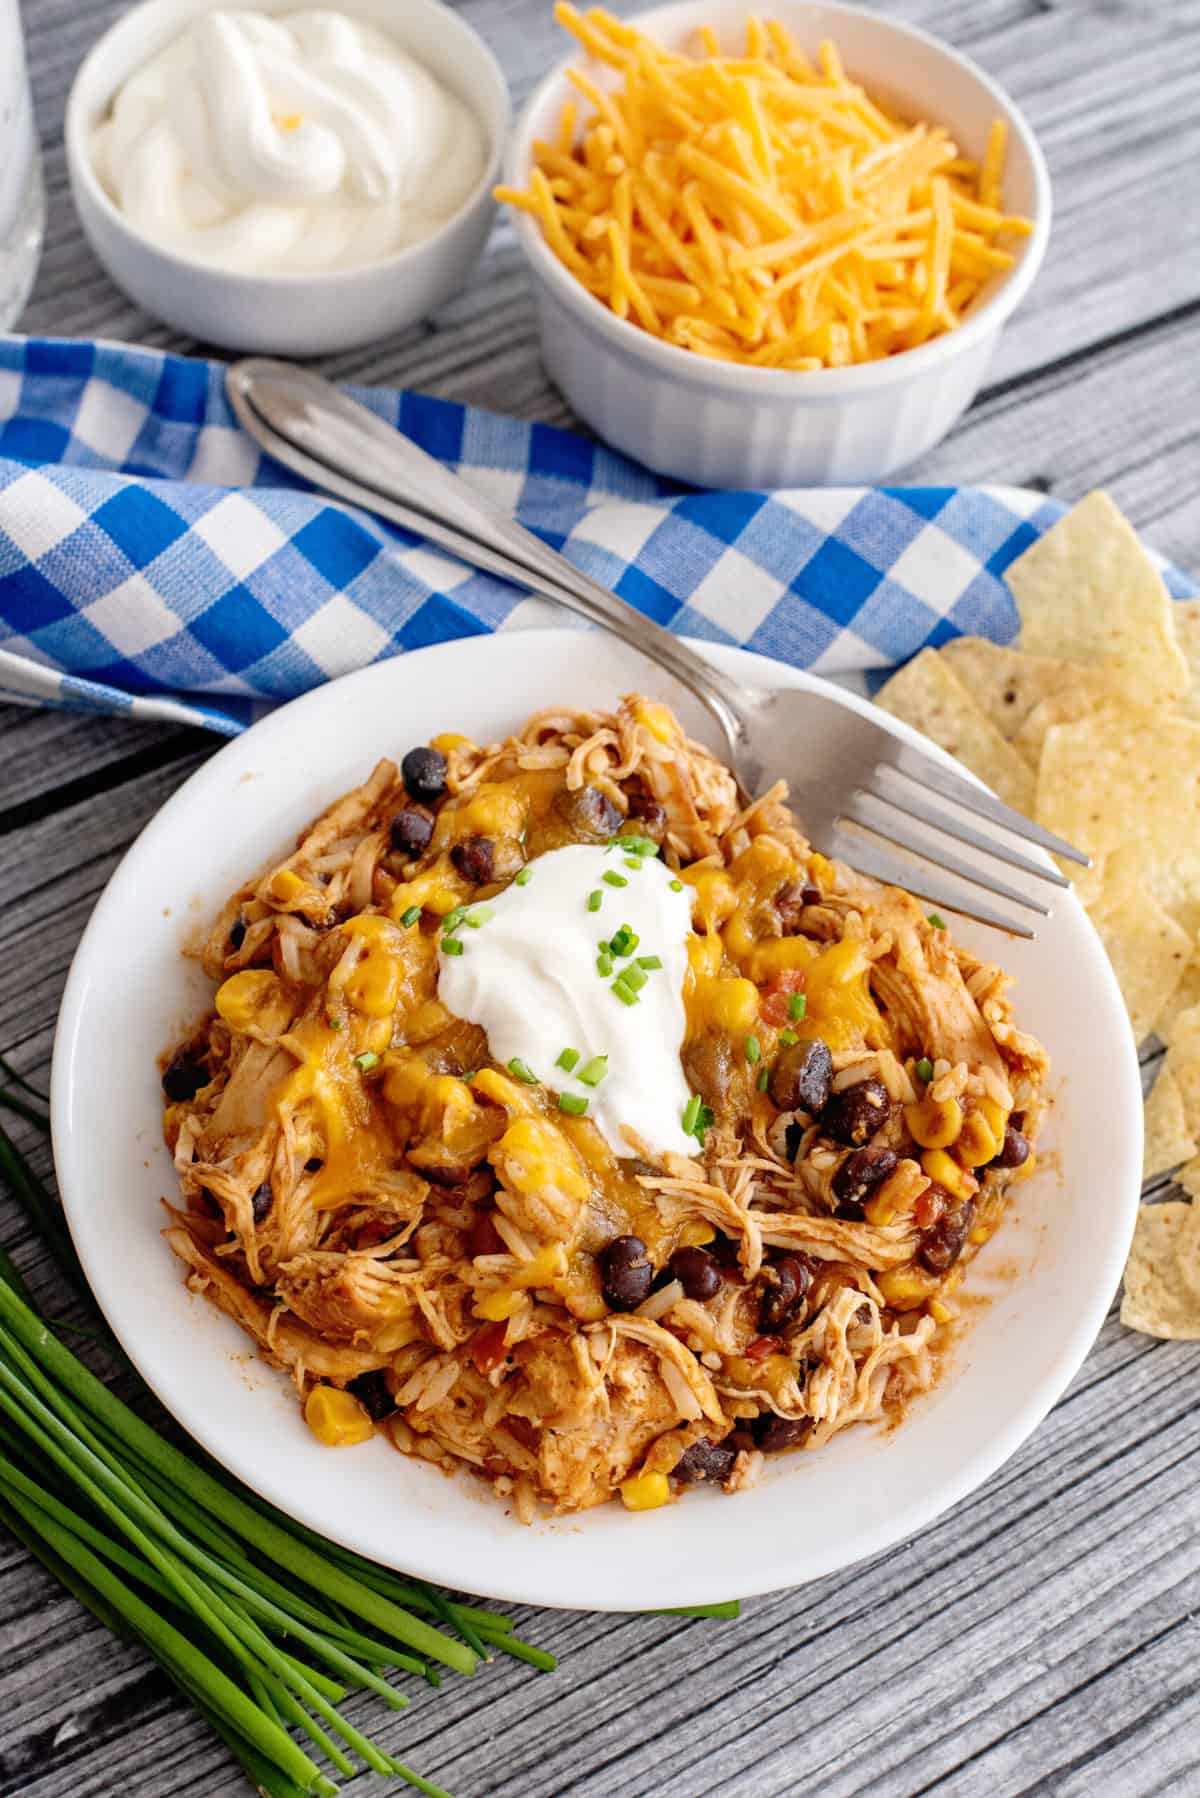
[0,335,1194,737]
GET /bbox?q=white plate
[52,632,1141,1612]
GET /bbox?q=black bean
[832,1145,898,1217]
[709,1234,742,1269]
[450,836,495,884]
[304,1157,324,1173]
[348,1371,396,1422]
[753,1413,811,1454]
[918,1202,975,1273]
[674,1437,736,1483]
[822,1078,890,1147]
[757,1254,812,1333]
[769,1038,833,1113]
[556,783,623,840]
[784,1120,804,1163]
[990,1123,1030,1169]
[229,917,246,950]
[668,1246,722,1301]
[162,1053,209,1103]
[390,806,434,856]
[401,746,447,805]
[599,1235,653,1312]
[625,790,668,842]
[251,1182,273,1224]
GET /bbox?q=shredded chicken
[162,697,1047,1518]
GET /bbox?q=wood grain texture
[2,0,1200,1791]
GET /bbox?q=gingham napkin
[0,335,1194,736]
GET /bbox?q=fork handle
[225,359,751,755]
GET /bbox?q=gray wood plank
[4,0,1200,1790]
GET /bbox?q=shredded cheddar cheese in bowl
[495,5,1032,369]
[160,697,1047,1520]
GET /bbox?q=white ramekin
[505,0,1051,488]
[66,0,510,357]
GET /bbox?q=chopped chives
[695,1103,714,1142]
[745,1036,761,1065]
[399,905,421,928]
[587,890,603,913]
[624,858,643,871]
[465,905,494,928]
[779,1029,799,1047]
[577,1055,608,1088]
[616,836,659,857]
[788,992,807,1022]
[558,1092,589,1116]
[515,867,532,886]
[603,871,627,888]
[353,1052,380,1073]
[681,1094,702,1136]
[757,1066,770,1092]
[441,936,464,956]
[442,907,467,933]
[915,1056,934,1084]
[927,912,946,929]
[611,977,639,1007]
[636,955,663,971]
[506,1057,538,1084]
[622,965,648,993]
[609,926,639,957]
[556,1048,580,1073]
[669,879,684,892]
[596,952,613,976]
[326,1015,343,1031]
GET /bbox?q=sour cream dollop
[90,9,487,274]
[437,845,698,1160]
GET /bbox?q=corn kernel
[978,1097,1009,1140]
[267,868,308,905]
[497,1117,589,1203]
[904,1096,963,1150]
[214,969,292,1034]
[516,1243,568,1288]
[634,702,674,743]
[928,1298,955,1325]
[304,1385,375,1448]
[969,1224,992,1245]
[470,1067,539,1116]
[475,1289,521,1322]
[619,1470,672,1511]
[956,1110,1000,1168]
[431,732,473,754]
[920,1148,978,1204]
[678,1220,716,1248]
[864,1189,898,1226]
[709,975,759,1034]
[876,1266,940,1311]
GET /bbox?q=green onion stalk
[0,1066,737,1793]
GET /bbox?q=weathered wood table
[3,0,1199,1791]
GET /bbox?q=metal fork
[226,358,1088,939]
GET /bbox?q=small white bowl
[505,0,1051,488]
[66,0,510,356]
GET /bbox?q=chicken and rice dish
[161,697,1046,1519]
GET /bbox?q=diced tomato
[761,970,806,1027]
[913,1186,946,1232]
[744,1334,776,1362]
[470,1320,509,1377]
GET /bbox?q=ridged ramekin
[505,0,1050,488]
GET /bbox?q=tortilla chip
[1165,1003,1200,1137]
[1102,846,1200,943]
[875,650,1036,814]
[1155,953,1200,1045]
[1173,598,1200,719]
[1090,889,1193,1043]
[1006,491,1189,705]
[1120,1202,1200,1339]
[940,638,1120,768]
[1034,705,1200,861]
[1143,1069,1197,1182]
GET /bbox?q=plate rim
[50,631,1142,1609]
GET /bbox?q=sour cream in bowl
[66,0,509,353]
